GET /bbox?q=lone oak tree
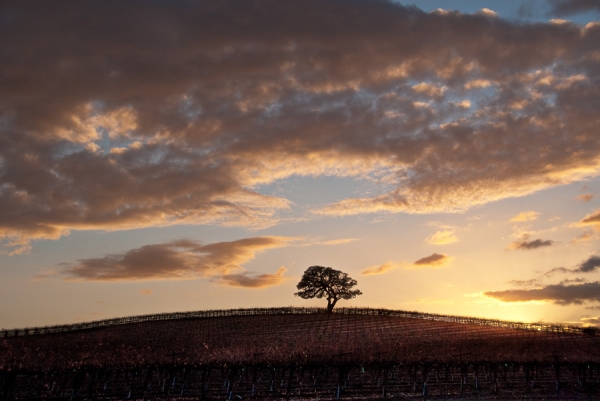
[294,266,362,313]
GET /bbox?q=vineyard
[1,307,600,399]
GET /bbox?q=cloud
[464,79,492,89]
[543,266,571,277]
[510,211,540,222]
[577,194,594,202]
[580,316,600,326]
[216,266,289,288]
[425,230,458,245]
[515,257,600,287]
[560,277,587,285]
[575,255,600,272]
[579,209,600,227]
[454,99,471,108]
[508,235,554,250]
[296,237,358,247]
[140,289,153,295]
[507,278,539,287]
[507,265,584,288]
[549,18,572,25]
[361,260,404,275]
[476,8,498,18]
[411,82,446,97]
[50,236,294,282]
[413,253,451,267]
[314,238,358,246]
[3,1,600,252]
[485,281,600,305]
[548,0,600,16]
[572,230,594,243]
[505,264,590,290]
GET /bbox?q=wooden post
[422,364,429,396]
[286,366,295,400]
[2,372,17,401]
[382,366,388,398]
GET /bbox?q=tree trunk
[327,298,338,313]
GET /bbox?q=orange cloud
[140,289,153,295]
[361,261,404,276]
[411,82,446,97]
[426,230,458,245]
[216,266,289,288]
[572,230,594,243]
[579,209,600,228]
[310,238,358,246]
[413,253,451,267]
[580,316,600,326]
[477,8,498,18]
[509,211,540,222]
[577,194,594,202]
[464,79,492,89]
[49,236,295,282]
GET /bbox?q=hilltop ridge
[1,306,593,338]
[1,307,599,399]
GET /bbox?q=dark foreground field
[1,307,600,400]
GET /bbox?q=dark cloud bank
[485,281,600,305]
[2,0,600,253]
[487,255,600,304]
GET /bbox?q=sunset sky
[2,0,600,329]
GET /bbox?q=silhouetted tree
[294,266,362,313]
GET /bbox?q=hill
[1,307,599,399]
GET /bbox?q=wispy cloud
[572,230,594,243]
[510,211,540,222]
[578,209,600,228]
[425,230,458,245]
[543,267,571,277]
[576,194,594,202]
[361,261,405,276]
[507,278,539,287]
[301,238,358,246]
[543,256,600,275]
[413,253,451,267]
[215,266,289,288]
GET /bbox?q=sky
[1,0,600,329]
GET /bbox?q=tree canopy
[294,266,362,313]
